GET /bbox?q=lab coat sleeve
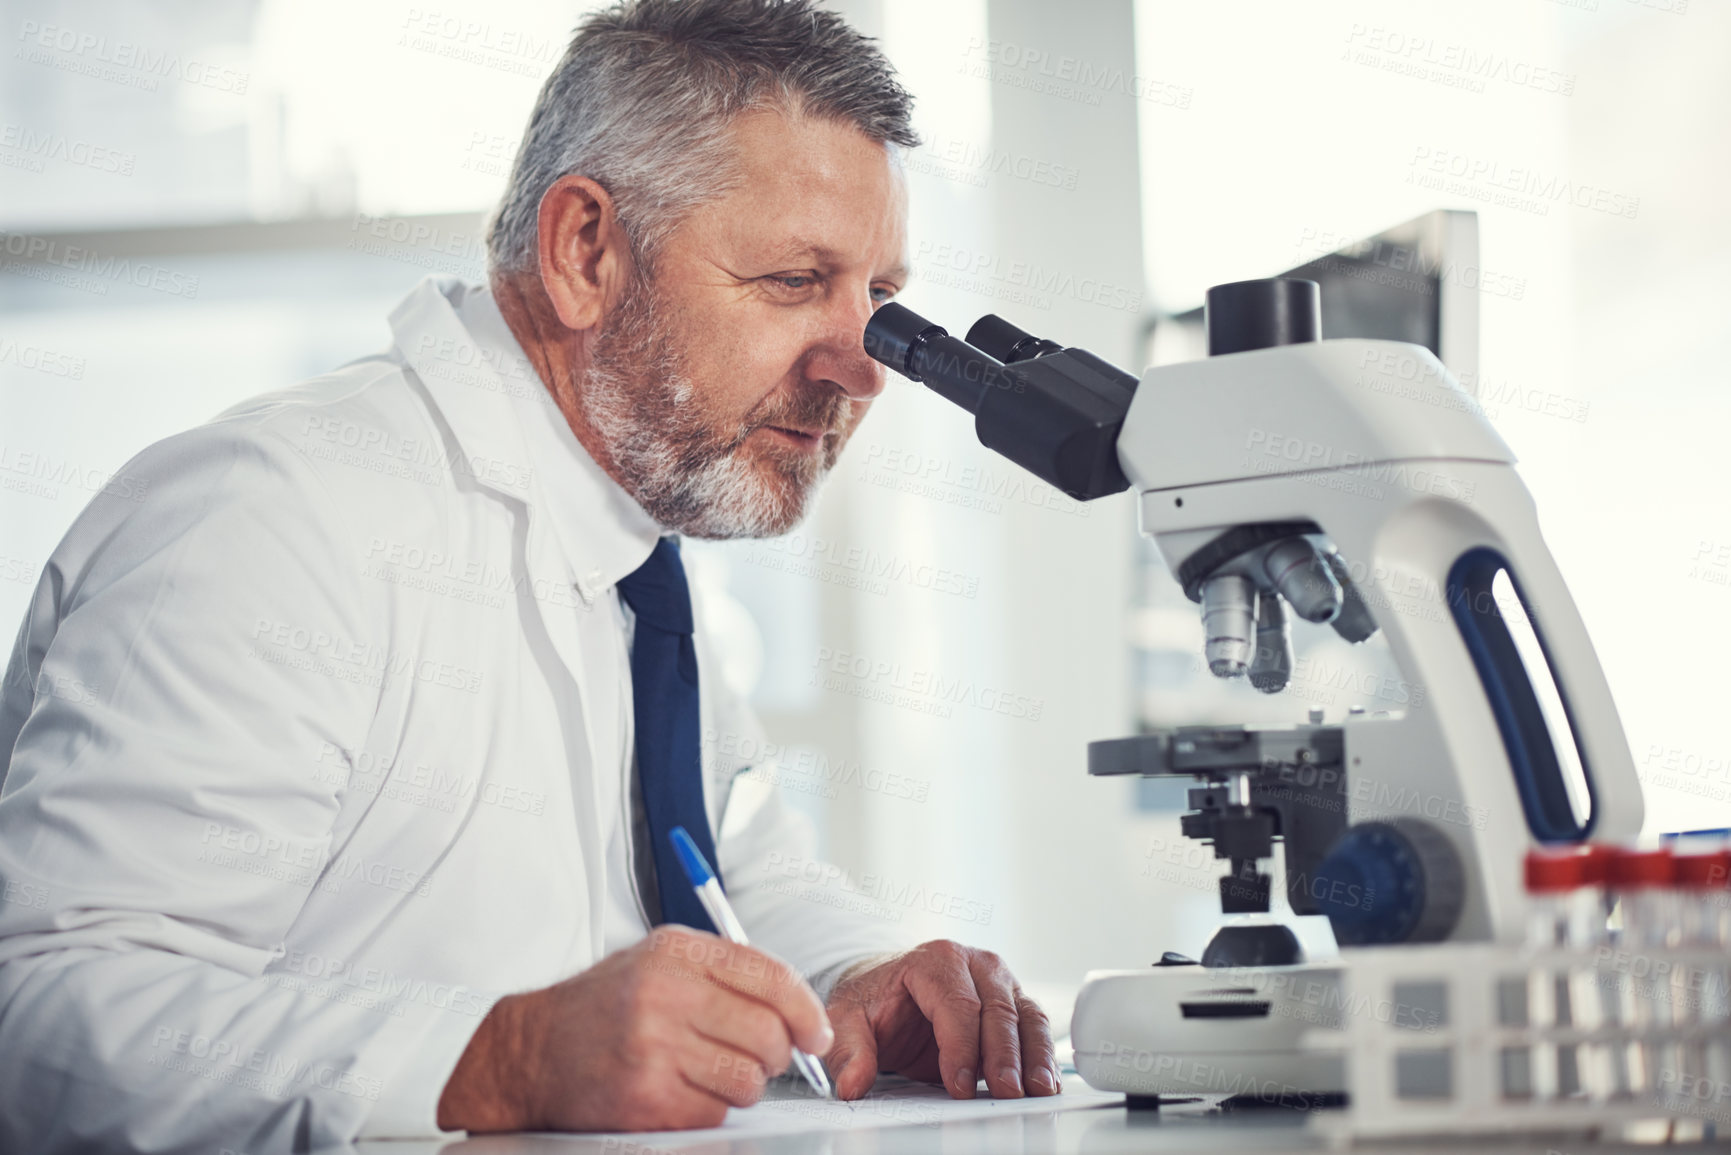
[705,684,914,987]
[0,418,478,1152]
[716,770,912,984]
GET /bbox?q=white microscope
[863,280,1673,1139]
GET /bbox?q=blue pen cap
[669,826,716,886]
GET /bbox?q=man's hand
[436,926,832,1132]
[822,941,1058,1101]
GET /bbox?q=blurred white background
[2,0,1727,990]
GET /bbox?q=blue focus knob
[1312,818,1465,946]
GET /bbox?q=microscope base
[1071,964,1347,1101]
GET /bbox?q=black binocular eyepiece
[861,303,1017,413]
[963,314,1063,365]
[862,303,1137,502]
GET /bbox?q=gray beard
[578,277,841,540]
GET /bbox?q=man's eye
[772,274,814,290]
[870,285,899,304]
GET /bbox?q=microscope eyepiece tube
[862,301,944,381]
[861,302,1136,501]
[965,314,1062,364]
[863,302,1014,414]
[1201,573,1257,678]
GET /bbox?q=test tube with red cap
[1574,844,1618,1103]
[1521,846,1612,1101]
[1672,846,1731,952]
[1526,849,1576,948]
[1608,846,1678,1098]
[1526,846,1608,948]
[1522,848,1577,1102]
[1614,845,1680,950]
[1670,847,1731,1104]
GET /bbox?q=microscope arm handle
[1448,514,1642,844]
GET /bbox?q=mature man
[0,0,1056,1149]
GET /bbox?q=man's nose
[812,290,887,402]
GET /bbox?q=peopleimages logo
[810,646,1045,723]
[15,20,251,94]
[1408,146,1638,220]
[762,853,994,927]
[0,231,200,298]
[958,36,1193,110]
[706,728,932,803]
[146,1028,381,1102]
[912,241,1142,313]
[0,336,86,379]
[248,617,485,696]
[1293,227,1529,301]
[912,133,1081,191]
[1242,426,1478,505]
[856,442,1090,519]
[0,122,134,175]
[0,441,150,503]
[742,532,981,599]
[1342,24,1575,97]
[275,950,493,1017]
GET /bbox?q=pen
[668,826,834,1101]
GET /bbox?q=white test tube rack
[1298,941,1731,1146]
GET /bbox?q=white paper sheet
[573,1075,1123,1147]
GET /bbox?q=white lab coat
[0,277,906,1152]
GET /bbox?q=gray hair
[486,0,919,277]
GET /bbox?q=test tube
[1522,847,1613,1102]
[1608,847,1678,1098]
[1522,848,1584,1101]
[1672,847,1731,1110]
[1674,849,1731,1005]
[1713,853,1731,1099]
[1573,845,1616,1102]
[1526,848,1580,945]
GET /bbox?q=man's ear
[536,174,631,332]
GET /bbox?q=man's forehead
[697,110,907,264]
[729,107,885,180]
[764,235,908,277]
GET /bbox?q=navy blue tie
[616,537,721,932]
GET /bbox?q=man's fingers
[650,927,833,1055]
[824,1001,880,1101]
[969,953,1024,1099]
[688,988,794,1078]
[1016,992,1060,1095]
[901,943,983,1099]
[681,1037,771,1110]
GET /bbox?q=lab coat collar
[456,284,662,600]
[389,276,535,503]
[390,276,662,601]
